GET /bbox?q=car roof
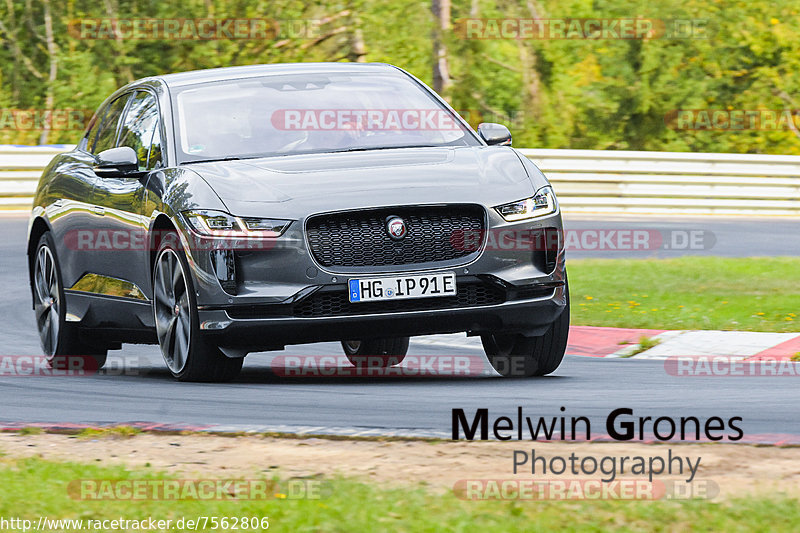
[147,62,401,88]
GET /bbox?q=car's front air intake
[305,205,485,268]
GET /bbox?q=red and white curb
[411,327,800,361]
[568,326,800,361]
[565,326,666,358]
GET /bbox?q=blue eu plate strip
[348,279,361,302]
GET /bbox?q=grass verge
[569,257,800,332]
[0,456,799,532]
[619,336,662,358]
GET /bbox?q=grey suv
[27,62,569,381]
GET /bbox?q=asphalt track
[1,213,798,439]
[563,215,800,259]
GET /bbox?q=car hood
[188,146,547,217]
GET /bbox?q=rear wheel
[32,232,107,371]
[482,283,570,377]
[341,337,409,368]
[153,237,242,382]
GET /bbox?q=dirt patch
[0,432,797,499]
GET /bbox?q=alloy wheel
[34,244,60,357]
[154,248,192,374]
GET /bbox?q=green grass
[569,257,800,332]
[76,426,141,439]
[620,336,662,358]
[0,456,799,532]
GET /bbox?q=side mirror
[95,147,139,177]
[477,123,512,146]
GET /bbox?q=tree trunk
[431,0,451,95]
[517,41,540,116]
[349,27,367,62]
[519,0,542,116]
[348,5,367,63]
[39,0,57,145]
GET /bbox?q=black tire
[153,235,243,382]
[481,282,570,377]
[32,232,107,372]
[341,337,410,368]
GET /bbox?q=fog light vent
[532,228,560,275]
[210,250,237,295]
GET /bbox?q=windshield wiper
[326,144,440,154]
[182,156,254,165]
[182,156,241,165]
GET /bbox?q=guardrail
[0,145,72,208]
[519,149,800,215]
[2,145,799,214]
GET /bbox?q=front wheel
[153,238,242,382]
[32,232,107,371]
[482,286,570,377]
[341,337,409,368]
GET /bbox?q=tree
[431,0,451,95]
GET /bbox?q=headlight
[494,186,558,221]
[183,210,292,237]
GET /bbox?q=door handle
[52,199,63,208]
[93,205,105,216]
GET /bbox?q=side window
[92,95,130,154]
[147,116,164,170]
[117,91,163,171]
[83,106,104,152]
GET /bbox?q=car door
[48,93,131,292]
[91,90,164,301]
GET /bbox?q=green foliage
[1,0,799,153]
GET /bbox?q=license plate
[348,272,457,303]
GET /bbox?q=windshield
[172,71,480,163]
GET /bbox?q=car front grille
[305,205,485,268]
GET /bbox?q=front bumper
[178,208,567,351]
[198,281,567,350]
